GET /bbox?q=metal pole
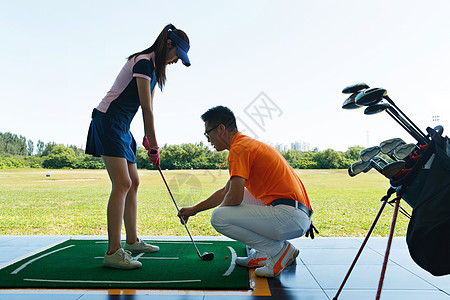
[376,197,401,300]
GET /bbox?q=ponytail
[128,24,189,91]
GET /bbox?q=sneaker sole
[236,258,267,268]
[255,249,300,278]
[103,262,142,270]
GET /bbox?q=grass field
[0,168,412,237]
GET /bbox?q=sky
[1,0,449,152]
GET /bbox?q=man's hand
[178,207,197,224]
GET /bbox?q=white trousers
[210,189,312,257]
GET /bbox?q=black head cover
[342,83,370,94]
[356,88,387,106]
[342,92,362,109]
[364,103,390,115]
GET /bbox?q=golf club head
[382,161,406,178]
[201,252,215,261]
[350,160,371,176]
[372,156,388,167]
[342,92,363,110]
[394,143,417,160]
[380,138,406,154]
[362,163,373,173]
[360,146,381,162]
[364,102,391,115]
[368,158,384,174]
[348,166,356,177]
[355,88,387,106]
[342,83,370,94]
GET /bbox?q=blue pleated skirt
[85,109,137,163]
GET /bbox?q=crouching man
[178,106,316,277]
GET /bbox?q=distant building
[263,140,312,152]
[291,141,311,152]
[274,143,289,152]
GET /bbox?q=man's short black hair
[201,106,237,131]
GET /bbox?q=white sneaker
[123,238,160,253]
[235,248,268,267]
[104,248,142,269]
[254,242,299,277]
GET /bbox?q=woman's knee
[129,174,140,193]
[112,177,132,195]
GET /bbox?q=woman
[86,24,190,269]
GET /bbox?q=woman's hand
[143,136,160,166]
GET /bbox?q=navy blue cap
[167,30,190,67]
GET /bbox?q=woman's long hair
[128,24,189,90]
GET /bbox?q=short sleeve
[132,59,154,81]
[228,145,252,180]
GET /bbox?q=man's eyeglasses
[204,121,235,139]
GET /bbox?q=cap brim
[176,46,191,67]
[168,30,191,67]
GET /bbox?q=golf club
[349,156,386,177]
[349,160,371,177]
[372,156,388,168]
[382,161,407,178]
[342,83,370,94]
[355,88,387,106]
[363,99,428,145]
[380,138,406,160]
[364,102,419,141]
[363,102,390,115]
[383,94,429,143]
[157,165,214,261]
[342,92,362,110]
[356,87,429,145]
[363,159,382,174]
[394,143,420,160]
[360,146,381,162]
[369,157,404,179]
[368,156,390,176]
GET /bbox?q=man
[178,106,315,277]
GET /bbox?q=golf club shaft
[384,95,429,142]
[156,165,203,258]
[386,107,428,145]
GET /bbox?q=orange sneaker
[254,242,299,277]
[235,248,268,267]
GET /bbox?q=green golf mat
[0,239,249,290]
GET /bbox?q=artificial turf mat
[0,239,249,290]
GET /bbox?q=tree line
[0,132,364,170]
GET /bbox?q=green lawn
[0,168,411,237]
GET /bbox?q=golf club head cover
[143,136,160,166]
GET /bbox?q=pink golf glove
[143,136,160,166]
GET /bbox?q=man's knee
[210,207,229,232]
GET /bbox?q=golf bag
[391,128,450,276]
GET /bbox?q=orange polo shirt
[228,132,311,209]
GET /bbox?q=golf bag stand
[333,187,402,300]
